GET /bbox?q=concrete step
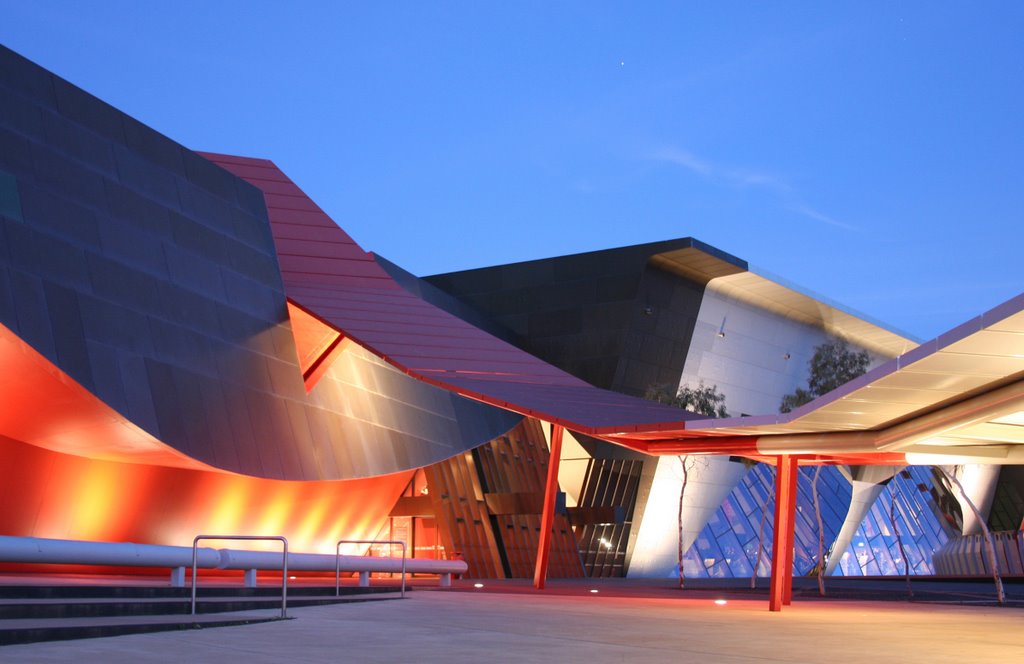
[0,585,406,645]
[0,608,286,646]
[0,583,403,599]
[0,591,403,619]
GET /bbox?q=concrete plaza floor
[2,579,1022,663]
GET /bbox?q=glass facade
[836,466,950,576]
[680,464,949,579]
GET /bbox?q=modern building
[1,44,1021,608]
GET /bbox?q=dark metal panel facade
[0,45,521,480]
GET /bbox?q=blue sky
[2,2,1021,340]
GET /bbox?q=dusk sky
[2,2,1021,341]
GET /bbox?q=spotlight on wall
[643,306,654,316]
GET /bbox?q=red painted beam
[533,423,564,590]
[768,455,798,611]
[642,437,761,456]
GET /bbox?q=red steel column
[782,457,799,606]
[769,454,798,611]
[533,423,564,590]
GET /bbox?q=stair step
[0,592,403,619]
[0,584,407,644]
[0,609,286,646]
[0,583,404,600]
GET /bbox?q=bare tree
[812,466,826,596]
[677,455,689,589]
[940,466,1005,604]
[888,473,913,599]
[676,454,708,589]
[647,382,728,590]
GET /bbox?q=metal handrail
[335,539,406,598]
[192,535,289,618]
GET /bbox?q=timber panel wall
[425,419,583,578]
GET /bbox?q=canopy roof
[204,153,1024,467]
[201,153,697,434]
[605,294,1024,465]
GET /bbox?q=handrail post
[335,539,407,599]
[191,535,289,619]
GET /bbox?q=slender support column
[782,458,799,606]
[533,423,564,590]
[769,455,798,611]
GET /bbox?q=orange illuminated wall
[287,300,353,391]
[0,434,412,556]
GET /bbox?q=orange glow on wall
[0,323,217,471]
[287,300,353,391]
[0,435,413,561]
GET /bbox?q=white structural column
[627,455,748,578]
[825,466,900,576]
[946,464,1001,536]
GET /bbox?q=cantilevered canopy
[203,153,1023,468]
[605,293,1024,465]
[201,153,698,435]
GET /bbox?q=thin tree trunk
[751,479,771,590]
[677,455,690,589]
[888,473,913,599]
[812,466,826,596]
[942,466,1005,605]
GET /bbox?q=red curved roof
[200,153,693,434]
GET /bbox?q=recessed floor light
[714,599,727,606]
[473,583,484,588]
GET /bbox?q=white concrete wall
[628,455,748,578]
[677,287,884,417]
[628,284,888,578]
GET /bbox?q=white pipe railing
[192,535,288,618]
[335,539,406,598]
[0,535,467,590]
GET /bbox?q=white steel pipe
[217,549,466,575]
[0,535,220,568]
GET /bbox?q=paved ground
[2,579,1022,663]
